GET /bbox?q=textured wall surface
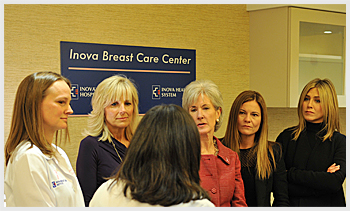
[4,4,250,170]
[3,3,346,198]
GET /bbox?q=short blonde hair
[293,78,340,141]
[85,75,139,143]
[182,79,223,132]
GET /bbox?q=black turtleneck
[305,121,324,149]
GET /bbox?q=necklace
[110,140,123,162]
[213,139,219,156]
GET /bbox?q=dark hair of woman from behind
[110,104,210,206]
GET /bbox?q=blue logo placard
[60,41,196,115]
[152,85,161,100]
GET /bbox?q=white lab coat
[4,141,84,207]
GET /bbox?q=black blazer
[276,127,346,207]
[255,142,289,206]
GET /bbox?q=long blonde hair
[224,90,276,180]
[5,71,71,165]
[84,74,139,143]
[293,78,340,141]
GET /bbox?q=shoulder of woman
[331,131,346,143]
[215,139,238,163]
[9,142,48,169]
[216,139,231,152]
[90,179,124,207]
[268,141,283,156]
[280,126,296,134]
[81,135,100,142]
[89,181,109,206]
[14,141,46,158]
[79,135,101,147]
[219,141,239,158]
[276,126,297,141]
[333,131,346,138]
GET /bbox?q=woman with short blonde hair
[182,79,247,207]
[182,79,224,132]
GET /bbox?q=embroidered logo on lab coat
[52,179,68,188]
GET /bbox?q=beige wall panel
[4,4,250,171]
[249,7,289,107]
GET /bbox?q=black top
[220,138,289,207]
[276,123,346,206]
[240,147,257,206]
[305,121,323,149]
[76,135,127,206]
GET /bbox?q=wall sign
[60,41,196,115]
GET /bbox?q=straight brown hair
[224,90,277,180]
[5,71,71,165]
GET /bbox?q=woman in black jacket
[223,90,289,206]
[276,78,346,206]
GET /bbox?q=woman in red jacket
[182,79,247,207]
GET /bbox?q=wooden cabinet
[249,6,346,107]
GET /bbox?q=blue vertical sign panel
[60,41,196,115]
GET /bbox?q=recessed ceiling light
[324,30,332,34]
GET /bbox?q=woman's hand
[327,163,340,173]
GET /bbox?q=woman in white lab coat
[4,71,84,207]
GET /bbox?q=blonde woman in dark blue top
[76,74,139,206]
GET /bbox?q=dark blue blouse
[76,135,127,207]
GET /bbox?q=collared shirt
[4,141,84,207]
[199,137,247,207]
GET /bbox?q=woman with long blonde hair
[276,78,346,206]
[76,74,139,206]
[223,90,289,206]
